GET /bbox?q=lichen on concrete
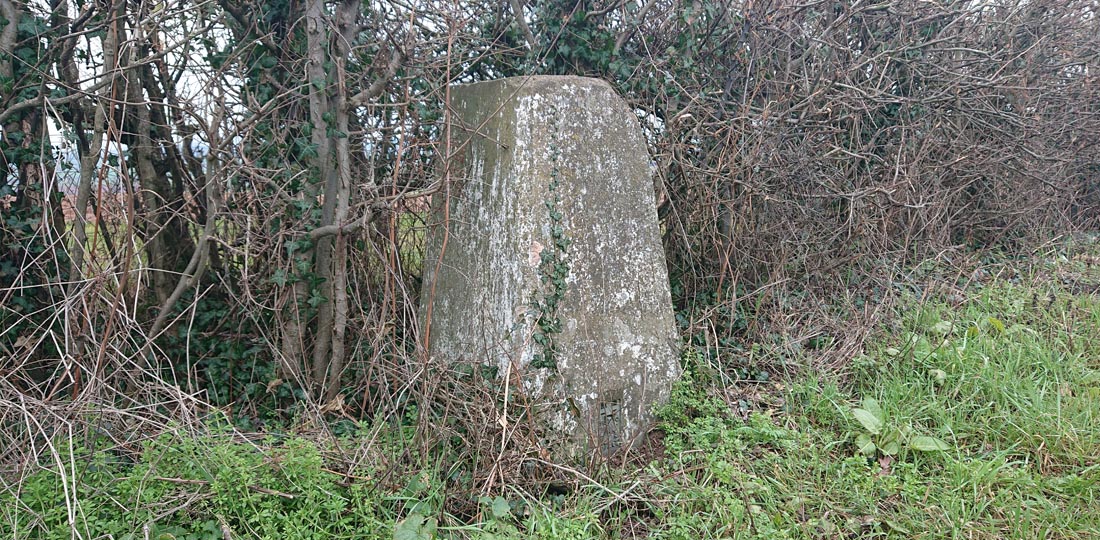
[420,75,680,457]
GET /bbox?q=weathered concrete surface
[421,75,680,456]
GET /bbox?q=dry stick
[305,0,338,392]
[145,157,218,341]
[0,0,17,85]
[613,0,658,54]
[142,82,228,355]
[347,49,403,108]
[67,4,123,295]
[91,5,140,391]
[325,95,352,403]
[420,18,458,352]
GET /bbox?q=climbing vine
[529,137,571,370]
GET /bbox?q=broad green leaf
[491,495,510,519]
[423,518,438,538]
[851,407,883,435]
[909,436,951,452]
[861,398,885,423]
[879,428,903,456]
[930,320,954,335]
[855,433,876,456]
[880,440,900,456]
[929,369,947,385]
[394,513,428,540]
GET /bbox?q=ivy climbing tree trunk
[304,0,361,401]
[324,0,360,403]
[304,0,337,396]
[1,0,70,383]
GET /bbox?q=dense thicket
[1,0,1097,471]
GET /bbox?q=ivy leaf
[17,17,47,36]
[271,269,287,286]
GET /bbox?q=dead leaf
[320,393,345,414]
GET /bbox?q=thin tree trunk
[322,0,362,402]
[0,1,17,86]
[67,0,119,287]
[124,36,174,307]
[140,60,195,272]
[304,0,337,394]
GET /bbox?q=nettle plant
[849,397,951,458]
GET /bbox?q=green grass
[645,273,1100,539]
[3,253,1099,539]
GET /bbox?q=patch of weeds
[869,281,1100,470]
[646,268,1100,538]
[5,261,1098,539]
[848,396,951,458]
[844,278,1100,535]
[1,434,394,539]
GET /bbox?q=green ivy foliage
[1,8,67,366]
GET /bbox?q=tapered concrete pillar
[421,76,680,456]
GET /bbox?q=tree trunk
[304,0,337,395]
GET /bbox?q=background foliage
[1,0,1098,535]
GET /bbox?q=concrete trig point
[421,76,680,457]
